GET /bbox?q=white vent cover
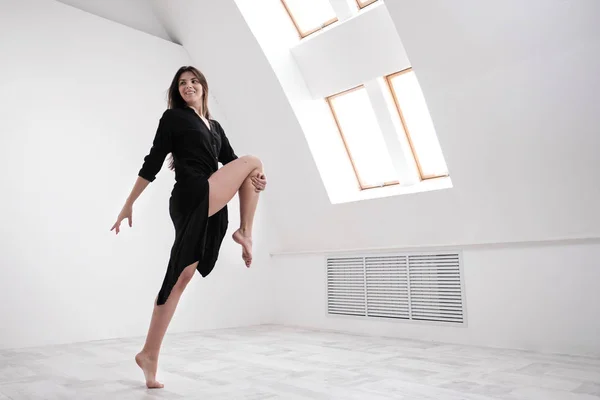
[326,257,365,317]
[366,255,409,319]
[327,252,464,324]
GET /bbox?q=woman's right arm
[111,111,173,235]
[110,176,149,234]
[126,176,150,206]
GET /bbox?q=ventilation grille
[326,252,464,324]
[327,257,365,316]
[366,256,409,319]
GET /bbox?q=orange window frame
[355,0,379,10]
[385,68,449,181]
[280,0,338,39]
[326,85,400,190]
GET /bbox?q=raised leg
[135,261,198,389]
[208,155,264,267]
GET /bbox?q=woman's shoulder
[161,107,188,118]
[209,118,224,133]
[159,108,193,127]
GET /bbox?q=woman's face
[178,71,204,106]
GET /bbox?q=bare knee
[239,155,262,171]
[174,263,196,291]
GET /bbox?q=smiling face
[168,66,211,118]
[178,71,204,106]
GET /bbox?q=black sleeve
[216,121,238,165]
[138,110,173,182]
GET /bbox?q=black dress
[138,107,238,306]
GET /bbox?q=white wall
[0,0,271,350]
[273,240,600,357]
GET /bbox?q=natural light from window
[281,0,337,38]
[327,87,398,189]
[387,70,449,179]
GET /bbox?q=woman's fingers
[251,175,267,191]
[111,216,127,234]
[111,206,133,235]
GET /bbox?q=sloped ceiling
[51,0,600,253]
[55,0,173,42]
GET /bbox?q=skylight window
[386,69,449,179]
[356,0,379,9]
[281,0,337,38]
[327,86,399,189]
[325,70,449,191]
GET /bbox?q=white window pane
[330,87,398,188]
[284,0,336,36]
[390,71,448,178]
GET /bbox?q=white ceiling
[55,0,173,42]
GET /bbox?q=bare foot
[232,228,253,267]
[135,351,164,389]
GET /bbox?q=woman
[110,66,266,389]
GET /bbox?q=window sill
[330,176,453,204]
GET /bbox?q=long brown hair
[166,66,211,170]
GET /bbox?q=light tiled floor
[1,325,599,399]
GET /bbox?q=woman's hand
[251,173,267,193]
[111,203,133,235]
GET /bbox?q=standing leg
[208,155,264,267]
[135,155,263,389]
[135,261,198,389]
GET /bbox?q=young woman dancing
[111,66,266,388]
